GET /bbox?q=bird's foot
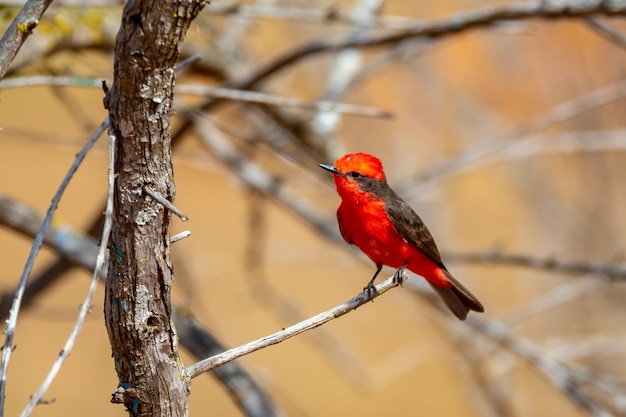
[363,281,379,300]
[393,263,407,286]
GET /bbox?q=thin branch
[176,85,393,119]
[398,79,626,195]
[0,76,391,119]
[0,118,107,413]
[205,1,626,35]
[170,230,191,243]
[144,185,189,221]
[446,251,626,280]
[0,0,53,80]
[174,308,285,417]
[310,0,384,133]
[500,279,601,326]
[20,124,115,417]
[585,16,626,51]
[204,3,419,30]
[404,280,615,417]
[186,272,405,379]
[192,113,341,240]
[464,312,615,417]
[0,76,104,88]
[229,0,626,90]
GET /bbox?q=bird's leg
[364,264,382,299]
[393,262,408,286]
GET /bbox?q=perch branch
[186,273,405,379]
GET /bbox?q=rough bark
[103,1,207,416]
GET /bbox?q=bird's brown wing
[382,189,445,268]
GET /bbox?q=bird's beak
[318,163,338,174]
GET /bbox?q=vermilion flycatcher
[320,152,484,320]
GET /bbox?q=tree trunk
[103,1,207,416]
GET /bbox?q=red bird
[320,152,484,320]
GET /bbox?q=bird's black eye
[348,171,362,178]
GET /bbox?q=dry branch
[0,119,106,414]
[0,0,53,79]
[231,0,626,90]
[446,251,626,280]
[20,123,115,417]
[186,273,404,378]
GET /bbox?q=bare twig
[0,77,391,119]
[174,308,286,417]
[0,118,106,413]
[204,3,419,30]
[205,1,626,32]
[308,0,384,151]
[500,279,601,326]
[585,17,626,51]
[0,76,104,88]
[20,124,115,417]
[170,230,191,243]
[192,113,341,240]
[446,251,626,280]
[0,196,100,275]
[230,0,626,90]
[186,272,405,379]
[398,80,626,195]
[176,85,392,119]
[0,0,53,80]
[466,316,612,417]
[404,280,615,417]
[144,185,189,221]
[464,313,614,417]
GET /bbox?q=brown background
[1,1,625,416]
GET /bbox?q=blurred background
[1,0,626,416]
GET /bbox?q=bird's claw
[363,282,378,300]
[393,264,407,286]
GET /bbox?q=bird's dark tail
[430,271,484,321]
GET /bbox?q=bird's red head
[319,153,386,201]
[333,153,386,181]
